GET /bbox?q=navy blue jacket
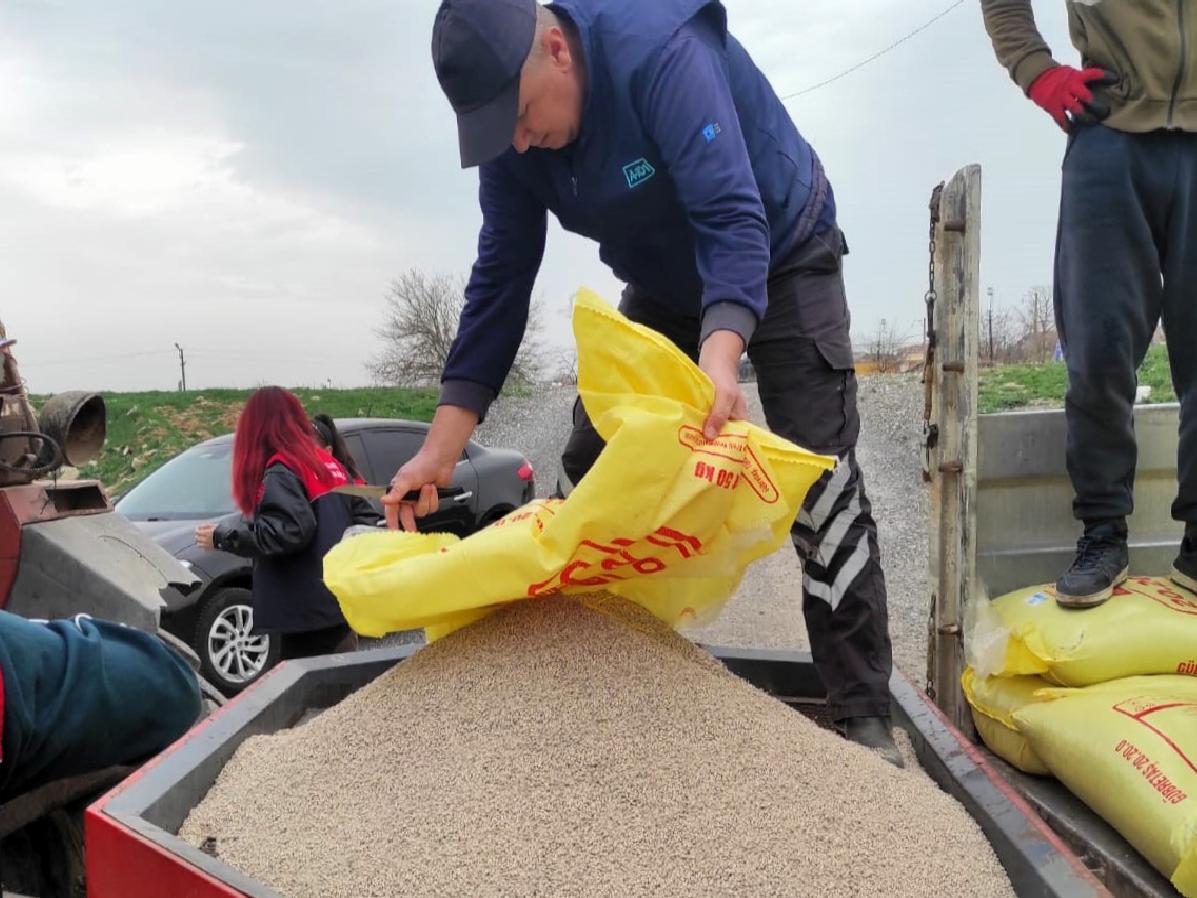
[442,0,835,418]
[0,611,201,798]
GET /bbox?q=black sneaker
[1054,521,1129,609]
[838,717,905,768]
[1171,527,1197,594]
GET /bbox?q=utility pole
[985,287,995,363]
[174,343,187,392]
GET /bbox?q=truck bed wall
[976,404,1181,597]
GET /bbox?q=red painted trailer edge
[86,807,247,898]
[84,663,295,898]
[896,669,1110,894]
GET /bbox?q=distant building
[849,344,926,376]
[896,346,926,373]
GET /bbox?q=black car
[116,418,534,695]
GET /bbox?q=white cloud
[0,0,1078,393]
[3,131,378,251]
[0,56,37,124]
[9,134,239,216]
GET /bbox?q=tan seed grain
[180,593,1016,898]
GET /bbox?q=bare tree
[550,348,578,385]
[1016,285,1055,363]
[981,304,1022,365]
[867,318,903,372]
[367,270,545,386]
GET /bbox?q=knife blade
[332,484,464,502]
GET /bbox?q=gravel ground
[852,374,930,681]
[474,387,577,498]
[373,376,931,680]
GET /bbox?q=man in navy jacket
[389,0,901,765]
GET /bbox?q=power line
[780,0,965,101]
[24,347,356,369]
[23,350,175,369]
[188,349,357,363]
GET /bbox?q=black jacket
[214,462,378,634]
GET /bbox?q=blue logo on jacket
[622,158,656,189]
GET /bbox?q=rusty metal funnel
[38,391,107,468]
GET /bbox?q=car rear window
[116,441,235,519]
[360,429,426,485]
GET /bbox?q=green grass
[1137,345,1178,402]
[978,361,1069,413]
[32,387,439,495]
[979,344,1176,414]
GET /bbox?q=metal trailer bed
[965,403,1184,898]
[86,645,1111,898]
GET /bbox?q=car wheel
[194,587,278,696]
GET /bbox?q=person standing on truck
[0,610,201,800]
[386,0,903,766]
[195,388,378,660]
[982,1,1197,608]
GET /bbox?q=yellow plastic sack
[324,289,835,640]
[972,577,1197,686]
[960,667,1051,775]
[1013,676,1197,897]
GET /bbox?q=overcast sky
[1,0,1074,393]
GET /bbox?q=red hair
[231,386,335,515]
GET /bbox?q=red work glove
[1028,66,1119,131]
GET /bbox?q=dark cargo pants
[1056,125,1197,525]
[558,229,893,720]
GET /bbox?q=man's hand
[385,450,456,532]
[698,329,748,440]
[383,404,479,531]
[1028,66,1118,131]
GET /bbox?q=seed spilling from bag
[180,594,1015,898]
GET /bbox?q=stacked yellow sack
[962,578,1197,896]
[324,289,834,641]
[969,577,1197,686]
[1019,677,1197,896]
[960,669,1052,775]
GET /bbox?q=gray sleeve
[438,379,499,423]
[700,301,757,348]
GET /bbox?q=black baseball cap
[432,0,538,168]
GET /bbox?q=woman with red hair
[195,387,376,659]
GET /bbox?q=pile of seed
[179,594,1015,898]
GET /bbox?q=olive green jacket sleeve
[980,0,1058,93]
